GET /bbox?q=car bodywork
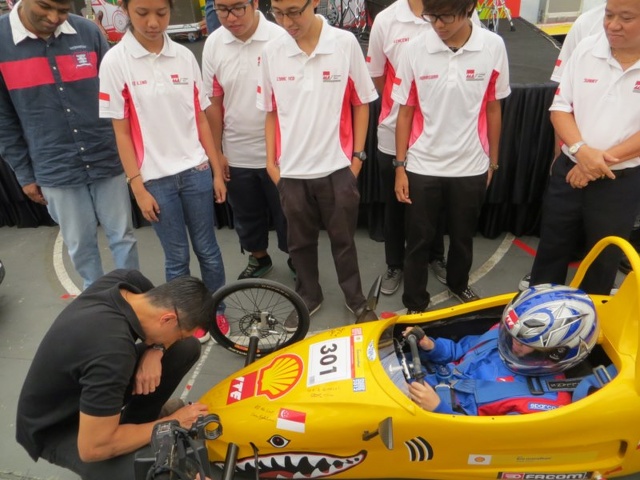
[199,237,640,479]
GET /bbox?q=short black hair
[145,276,214,331]
[422,0,475,17]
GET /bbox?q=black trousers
[278,168,366,311]
[39,338,201,480]
[531,154,640,294]
[227,166,288,254]
[403,172,486,311]
[377,149,445,269]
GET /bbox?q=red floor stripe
[512,238,581,268]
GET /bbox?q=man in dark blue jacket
[0,0,138,289]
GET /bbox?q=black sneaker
[451,287,480,303]
[238,255,273,280]
[429,258,447,284]
[380,267,403,295]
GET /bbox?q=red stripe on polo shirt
[212,75,224,97]
[477,70,499,156]
[122,84,145,168]
[379,60,396,124]
[409,102,423,149]
[0,57,54,90]
[339,78,358,159]
[273,93,281,165]
[57,52,98,83]
[392,76,402,86]
[556,59,562,68]
[99,92,110,101]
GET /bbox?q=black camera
[134,415,221,480]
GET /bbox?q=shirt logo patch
[276,76,296,82]
[322,71,341,83]
[634,81,640,93]
[466,69,485,81]
[170,74,189,85]
[419,74,439,81]
[393,37,410,44]
[74,53,92,68]
[132,80,148,86]
[583,78,598,84]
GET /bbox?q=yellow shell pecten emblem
[257,354,304,400]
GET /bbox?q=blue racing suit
[420,327,571,415]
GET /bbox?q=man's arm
[350,103,369,177]
[550,110,617,181]
[205,96,230,182]
[394,104,413,204]
[77,402,209,462]
[265,110,280,184]
[485,99,501,185]
[196,110,227,203]
[0,76,42,202]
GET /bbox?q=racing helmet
[498,284,599,376]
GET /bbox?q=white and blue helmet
[498,284,599,376]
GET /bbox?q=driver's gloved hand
[406,326,426,341]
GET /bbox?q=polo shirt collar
[114,284,146,340]
[283,15,335,57]
[122,29,177,58]
[425,20,482,54]
[221,10,271,44]
[10,0,76,45]
[395,0,424,25]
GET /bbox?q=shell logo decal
[227,354,303,404]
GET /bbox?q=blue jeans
[204,0,221,34]
[144,163,225,302]
[42,173,139,290]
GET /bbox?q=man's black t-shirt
[16,270,154,460]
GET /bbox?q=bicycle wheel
[209,279,310,356]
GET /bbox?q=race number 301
[307,337,351,386]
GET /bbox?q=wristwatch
[568,141,586,156]
[352,151,367,161]
[489,163,499,171]
[392,158,407,168]
[151,344,166,353]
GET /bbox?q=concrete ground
[0,222,638,480]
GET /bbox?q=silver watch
[568,141,586,155]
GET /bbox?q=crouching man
[16,269,213,480]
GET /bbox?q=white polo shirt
[391,24,510,177]
[99,31,210,181]
[367,2,482,154]
[256,16,378,179]
[550,32,640,170]
[551,3,605,82]
[202,12,285,169]
[366,0,426,155]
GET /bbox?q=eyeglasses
[269,0,312,21]
[214,0,253,19]
[421,12,457,24]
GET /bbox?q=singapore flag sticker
[277,408,306,433]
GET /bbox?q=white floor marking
[53,231,81,296]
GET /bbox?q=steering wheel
[394,332,425,383]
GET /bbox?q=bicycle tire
[209,279,310,356]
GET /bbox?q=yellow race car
[199,236,640,480]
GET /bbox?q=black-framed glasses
[214,0,253,18]
[421,12,457,24]
[269,0,311,21]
